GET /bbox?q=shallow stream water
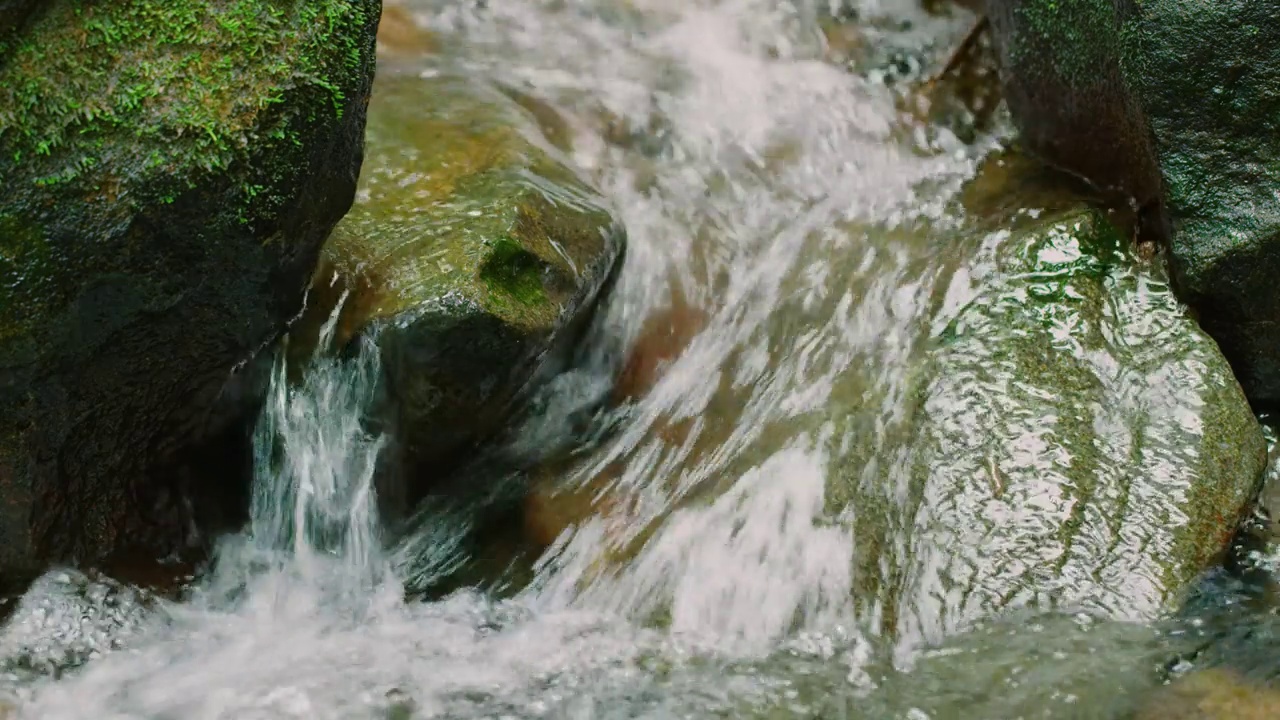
[0,1,1270,717]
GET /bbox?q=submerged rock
[0,0,379,576]
[1118,1,1280,406]
[835,205,1266,650]
[1139,669,1280,720]
[302,68,624,511]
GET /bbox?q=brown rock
[377,2,437,57]
[612,291,709,405]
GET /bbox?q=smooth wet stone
[0,0,378,576]
[1118,1,1280,406]
[833,207,1267,650]
[302,68,625,508]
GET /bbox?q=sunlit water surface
[0,1,1249,717]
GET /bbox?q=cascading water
[0,0,1258,717]
[245,287,389,593]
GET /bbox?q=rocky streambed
[2,0,1280,717]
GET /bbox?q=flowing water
[0,0,1263,717]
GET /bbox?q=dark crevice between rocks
[0,0,41,60]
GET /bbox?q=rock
[832,204,1266,650]
[0,0,379,576]
[1139,669,1280,720]
[1118,1,1280,406]
[861,611,1174,718]
[302,68,624,512]
[975,0,1167,247]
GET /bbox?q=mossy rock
[0,0,379,576]
[1118,1,1280,406]
[830,207,1266,649]
[300,68,624,511]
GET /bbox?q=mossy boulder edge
[299,68,625,513]
[0,0,380,575]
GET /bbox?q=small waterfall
[237,288,391,595]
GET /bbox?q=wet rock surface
[300,66,625,512]
[1119,1,1280,407]
[0,0,379,576]
[833,196,1266,649]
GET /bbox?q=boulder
[0,0,379,576]
[973,0,1168,247]
[1118,1,1280,406]
[832,202,1266,650]
[300,68,624,512]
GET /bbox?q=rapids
[0,1,1263,717]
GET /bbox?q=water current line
[247,289,389,591]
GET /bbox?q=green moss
[479,236,549,308]
[0,0,371,206]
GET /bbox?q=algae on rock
[831,207,1266,650]
[0,0,379,575]
[303,68,624,511]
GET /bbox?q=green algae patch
[479,236,550,309]
[827,205,1265,650]
[301,68,624,501]
[0,0,378,573]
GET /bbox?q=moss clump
[0,0,378,572]
[0,0,372,196]
[479,237,549,308]
[0,0,378,344]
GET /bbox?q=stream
[0,0,1273,717]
